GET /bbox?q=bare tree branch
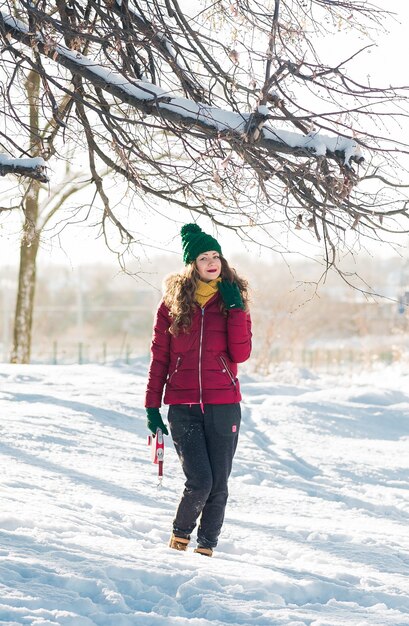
[1,0,409,269]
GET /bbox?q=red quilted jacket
[145,293,252,408]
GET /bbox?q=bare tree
[6,67,91,363]
[1,0,409,267]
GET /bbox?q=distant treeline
[1,253,409,370]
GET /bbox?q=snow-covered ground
[1,361,408,626]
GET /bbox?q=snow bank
[0,362,408,625]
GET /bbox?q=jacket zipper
[220,355,236,387]
[168,356,181,383]
[199,307,205,409]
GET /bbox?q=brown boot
[169,533,190,551]
[194,546,213,557]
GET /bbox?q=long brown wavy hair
[163,257,249,335]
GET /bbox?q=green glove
[146,407,169,435]
[218,280,244,310]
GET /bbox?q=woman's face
[195,251,222,282]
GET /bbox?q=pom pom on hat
[180,223,222,264]
[181,223,202,237]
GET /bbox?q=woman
[145,223,252,557]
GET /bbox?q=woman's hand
[218,280,244,310]
[146,407,169,435]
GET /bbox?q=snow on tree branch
[1,0,409,267]
[0,153,48,182]
[0,11,363,167]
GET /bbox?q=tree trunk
[10,69,41,364]
[10,214,40,364]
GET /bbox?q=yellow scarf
[195,278,221,307]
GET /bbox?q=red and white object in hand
[147,428,165,484]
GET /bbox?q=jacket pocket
[218,354,237,387]
[168,355,182,385]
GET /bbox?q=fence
[251,344,408,375]
[7,341,405,374]
[26,341,145,366]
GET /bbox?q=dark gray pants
[167,403,241,549]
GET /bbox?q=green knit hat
[181,223,222,264]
